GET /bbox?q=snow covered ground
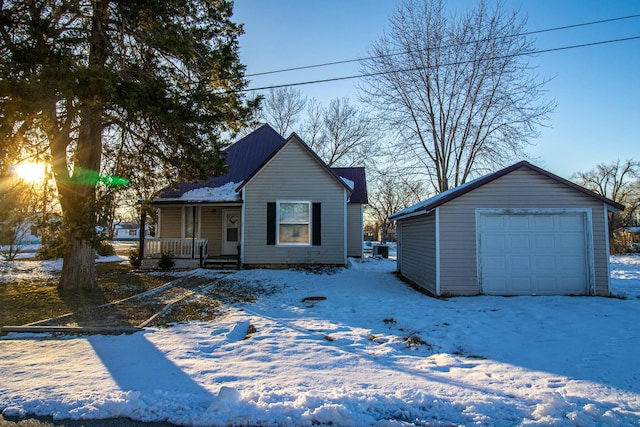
[1,255,640,426]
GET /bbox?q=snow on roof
[340,176,355,191]
[160,182,241,203]
[389,174,486,220]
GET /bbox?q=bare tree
[313,98,380,167]
[298,98,380,167]
[366,169,424,241]
[301,99,324,148]
[260,90,380,168]
[359,0,554,193]
[573,160,640,241]
[262,87,307,136]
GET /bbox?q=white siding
[243,138,346,265]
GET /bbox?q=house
[111,222,148,241]
[389,161,625,296]
[613,226,640,253]
[142,124,368,269]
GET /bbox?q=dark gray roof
[158,124,286,198]
[389,161,625,221]
[331,167,368,204]
[156,124,368,204]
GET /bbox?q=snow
[389,174,486,220]
[164,182,241,202]
[339,176,354,191]
[2,255,640,426]
[181,182,240,202]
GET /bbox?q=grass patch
[1,262,281,329]
[155,295,224,326]
[0,262,173,326]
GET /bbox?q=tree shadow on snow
[87,331,214,415]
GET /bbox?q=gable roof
[154,124,366,204]
[389,160,625,221]
[236,132,353,194]
[158,124,286,198]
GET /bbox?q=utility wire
[244,13,640,78]
[235,35,640,93]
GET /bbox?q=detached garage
[389,161,624,296]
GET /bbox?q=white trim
[604,203,612,295]
[240,188,246,263]
[344,189,348,264]
[156,208,162,237]
[389,208,432,222]
[181,206,201,239]
[435,207,441,296]
[475,208,595,295]
[221,209,241,255]
[276,200,312,246]
[359,204,365,258]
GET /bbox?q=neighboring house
[142,124,368,269]
[389,161,625,297]
[0,219,41,245]
[613,226,640,253]
[112,222,148,241]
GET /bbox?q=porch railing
[144,238,208,259]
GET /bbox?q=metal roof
[156,124,368,204]
[158,124,286,198]
[389,161,625,221]
[331,167,368,204]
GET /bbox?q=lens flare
[14,162,46,184]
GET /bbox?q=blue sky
[233,1,639,179]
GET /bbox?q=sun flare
[14,161,47,184]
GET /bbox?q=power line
[235,35,640,93]
[244,13,640,78]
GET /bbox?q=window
[184,206,199,238]
[277,201,310,245]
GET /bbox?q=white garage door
[478,211,590,295]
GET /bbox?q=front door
[222,211,241,255]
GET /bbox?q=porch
[141,238,240,269]
[142,204,242,269]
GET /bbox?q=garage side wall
[438,168,609,295]
[397,211,437,294]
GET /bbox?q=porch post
[139,211,146,259]
[191,206,196,259]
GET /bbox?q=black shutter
[312,203,321,246]
[267,202,276,245]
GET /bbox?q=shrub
[129,249,142,268]
[158,252,174,270]
[97,240,115,256]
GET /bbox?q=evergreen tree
[0,0,257,289]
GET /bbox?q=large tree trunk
[60,230,97,289]
[58,0,109,290]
